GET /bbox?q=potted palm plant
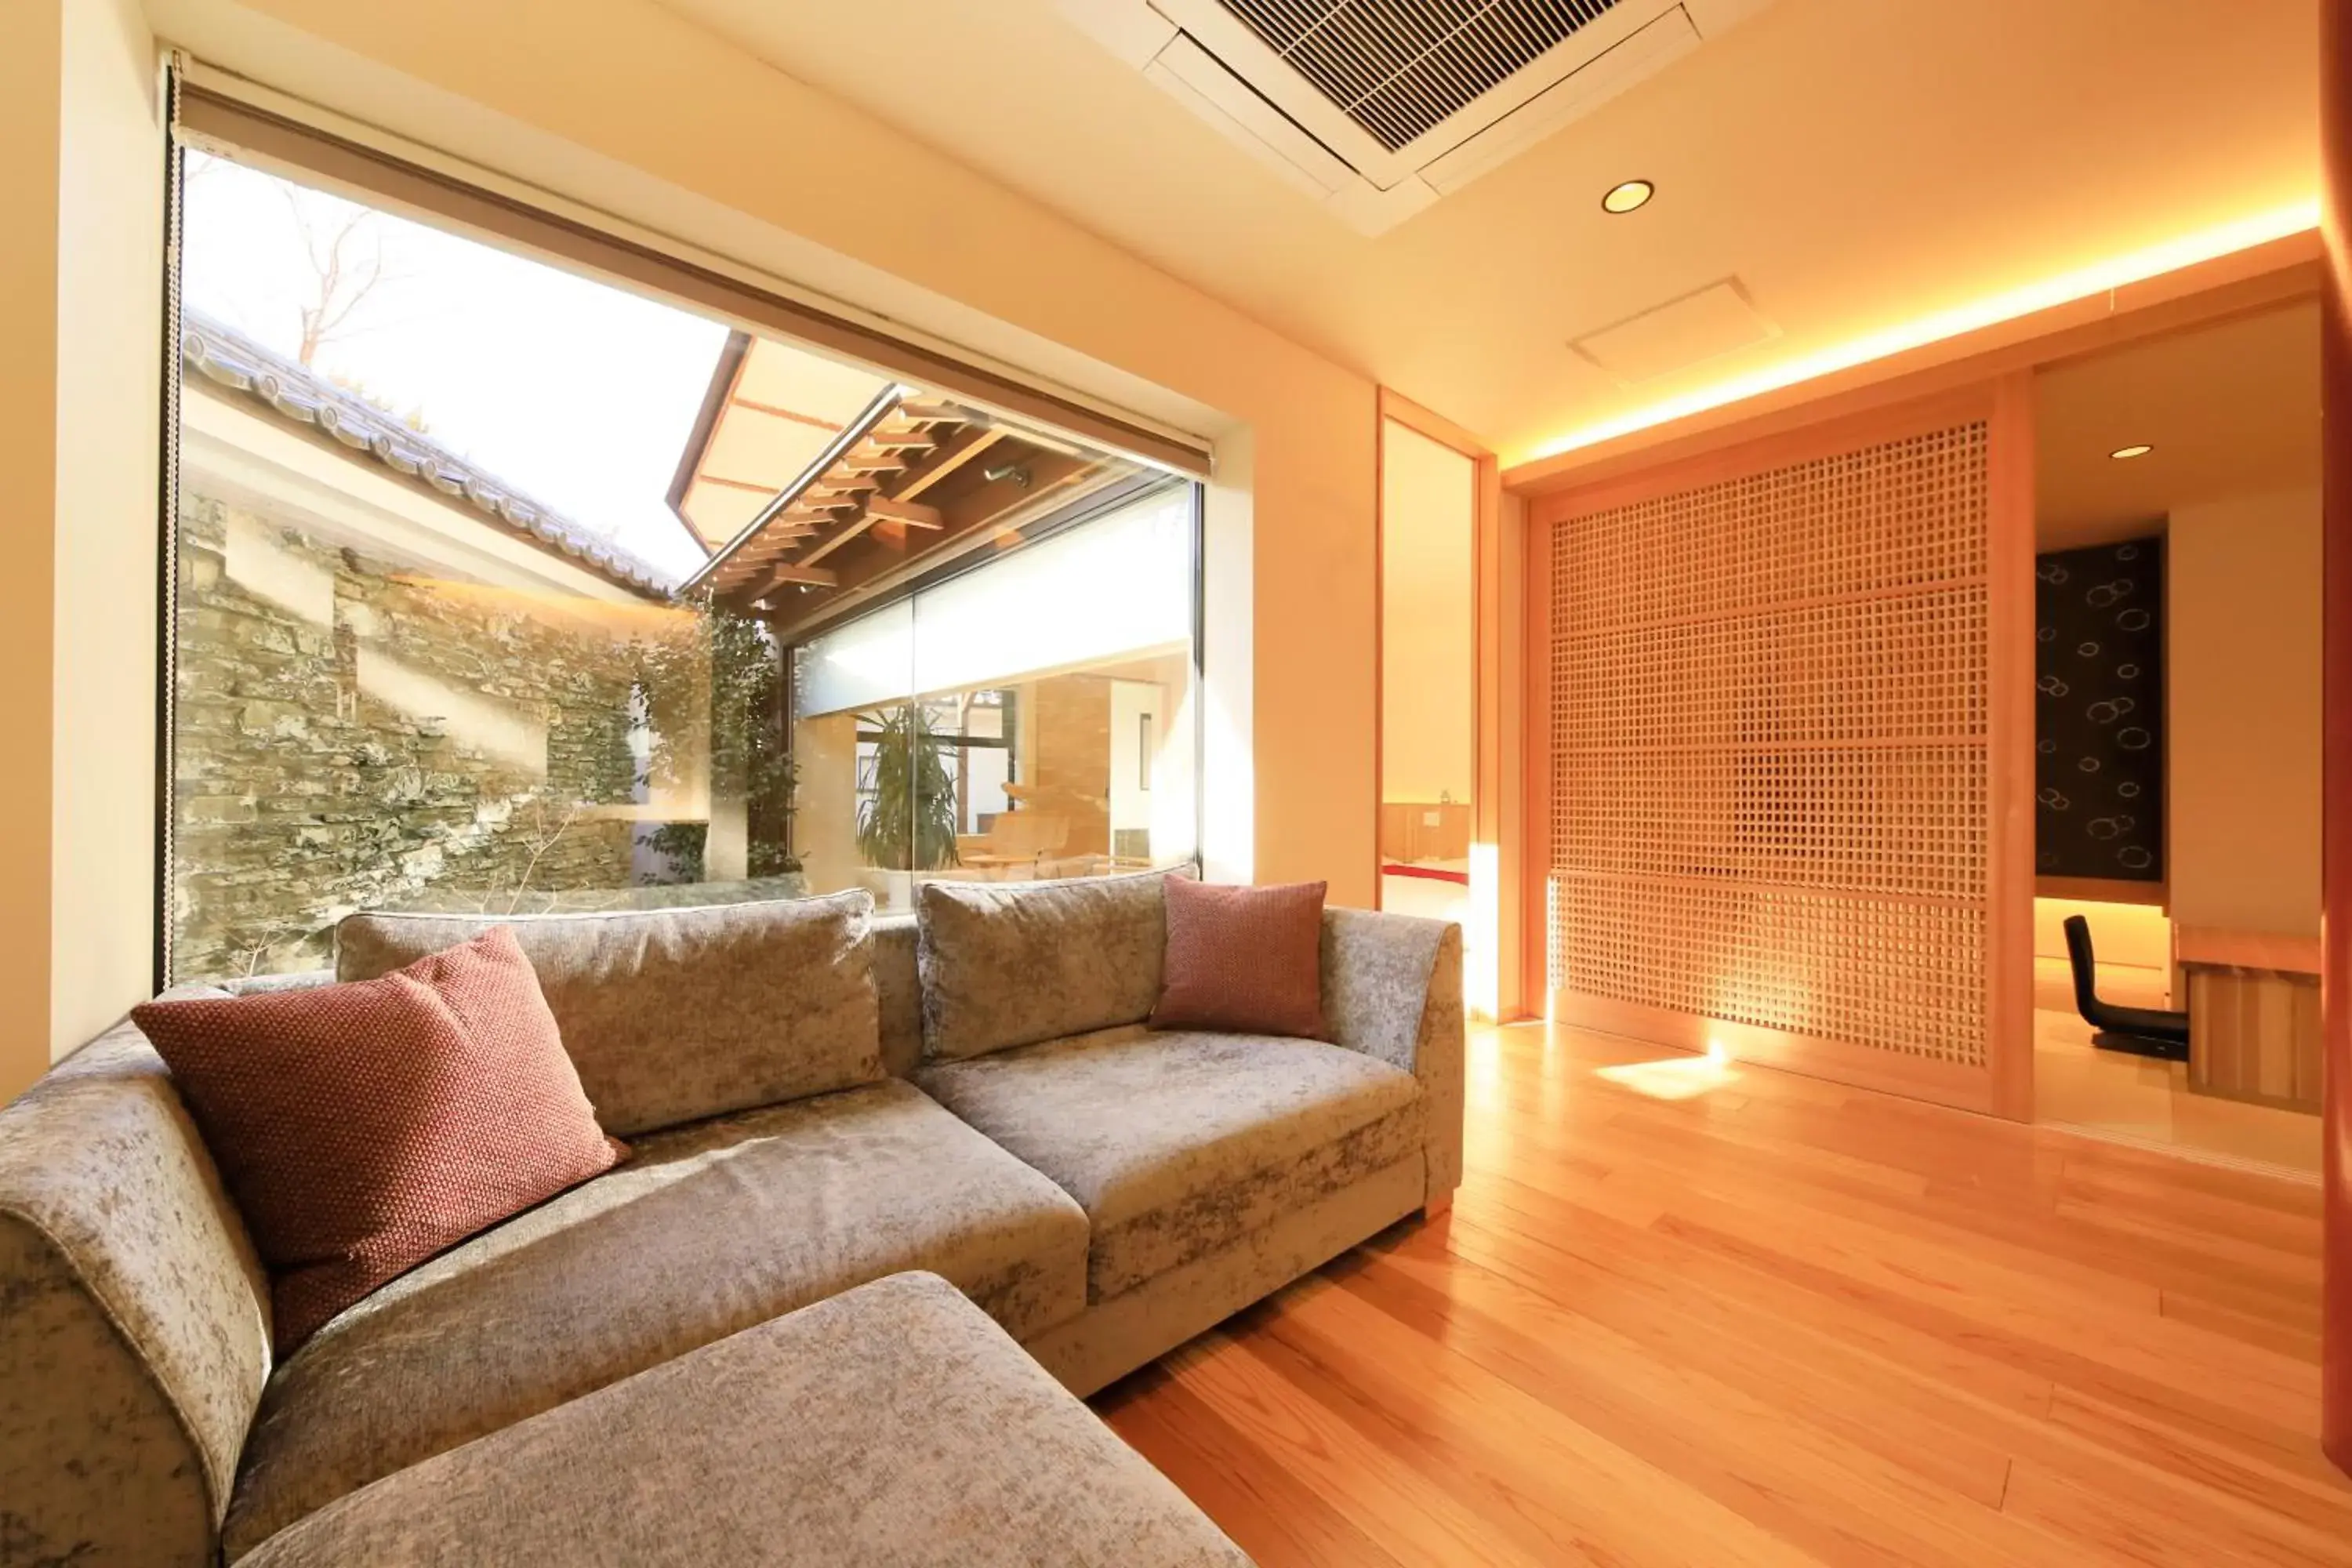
[856,705,961,886]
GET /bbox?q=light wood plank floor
[1094,1022,2348,1566]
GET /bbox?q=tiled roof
[180,311,675,597]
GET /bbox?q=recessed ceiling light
[1602,179,1654,215]
[2109,443,2154,460]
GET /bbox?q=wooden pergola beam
[756,563,837,587]
[797,508,888,568]
[896,426,1007,503]
[761,448,1096,632]
[866,496,944,529]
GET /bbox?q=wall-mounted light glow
[1515,198,2320,467]
[1602,179,1655,214]
[1466,842,1500,1021]
[2109,443,2154,460]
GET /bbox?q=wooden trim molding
[1376,391,1515,1013]
[1520,495,1554,1019]
[2035,876,2169,908]
[1527,383,2003,528]
[1379,388,1496,459]
[1507,234,2321,498]
[1552,992,2000,1113]
[1985,372,2038,1122]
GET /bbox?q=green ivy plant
[633,596,800,883]
[855,704,962,872]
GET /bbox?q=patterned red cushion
[1149,878,1328,1038]
[132,927,623,1356]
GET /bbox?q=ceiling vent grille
[1062,0,1766,234]
[1221,0,1624,154]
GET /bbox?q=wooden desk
[1379,800,1470,866]
[2175,925,2323,973]
[2176,924,2322,1113]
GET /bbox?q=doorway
[2029,300,2325,1173]
[1377,397,1500,1016]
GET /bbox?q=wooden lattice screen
[1545,419,1999,1077]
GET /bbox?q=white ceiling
[2034,300,2321,553]
[650,0,2319,466]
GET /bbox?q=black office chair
[2061,914,2189,1062]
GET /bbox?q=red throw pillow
[1149,878,1328,1038]
[132,927,623,1356]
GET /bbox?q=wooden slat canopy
[681,388,1121,633]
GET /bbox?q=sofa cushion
[917,871,1172,1062]
[336,891,881,1135]
[238,1272,1249,1568]
[917,1029,1421,1302]
[132,928,624,1355]
[1151,878,1328,1038]
[222,1079,1088,1559]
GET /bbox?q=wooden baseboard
[1552,990,2002,1115]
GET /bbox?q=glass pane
[916,483,1197,887]
[789,482,1198,909]
[169,148,1189,981]
[171,161,822,982]
[787,601,915,900]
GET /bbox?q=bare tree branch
[283,187,392,367]
[503,796,585,916]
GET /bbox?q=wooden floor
[1094,1022,2348,1567]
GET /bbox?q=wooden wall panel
[1534,390,2025,1112]
[2318,0,2350,1476]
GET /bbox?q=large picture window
[166,147,1196,981]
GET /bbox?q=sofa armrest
[1319,909,1464,1207]
[1,1006,274,1566]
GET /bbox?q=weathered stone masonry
[172,491,656,982]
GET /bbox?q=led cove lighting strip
[1517,199,2321,466]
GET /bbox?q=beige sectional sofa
[0,873,1464,1566]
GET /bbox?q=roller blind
[172,81,1215,481]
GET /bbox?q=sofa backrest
[872,912,924,1078]
[334,891,886,1135]
[0,1004,273,1567]
[913,870,1175,1062]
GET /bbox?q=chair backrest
[989,811,1069,858]
[2061,915,2104,1018]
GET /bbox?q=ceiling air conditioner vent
[1221,0,1626,154]
[1062,0,1768,234]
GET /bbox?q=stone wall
[172,492,689,982]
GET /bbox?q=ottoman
[238,1272,1250,1566]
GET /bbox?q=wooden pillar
[2323,0,2352,1479]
